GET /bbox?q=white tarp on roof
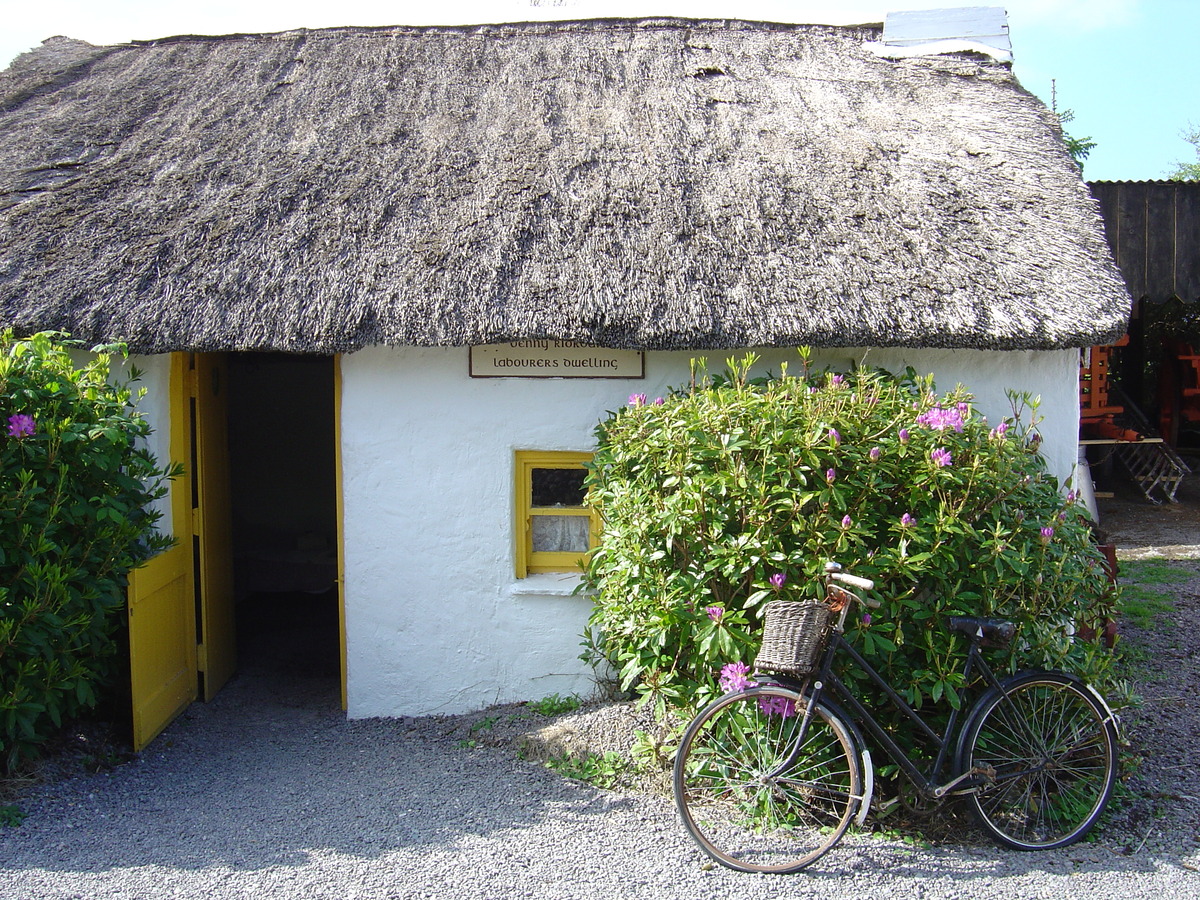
[867,6,1013,62]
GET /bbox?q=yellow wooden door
[127,354,196,750]
[193,353,237,700]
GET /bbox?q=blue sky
[2,1,1196,181]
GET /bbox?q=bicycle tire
[672,686,861,873]
[958,671,1117,850]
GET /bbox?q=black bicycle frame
[807,630,1006,797]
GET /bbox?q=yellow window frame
[514,450,599,577]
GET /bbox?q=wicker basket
[753,600,833,676]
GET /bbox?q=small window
[515,451,598,577]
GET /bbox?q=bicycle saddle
[948,616,1016,645]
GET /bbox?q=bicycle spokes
[964,676,1117,849]
[673,688,861,872]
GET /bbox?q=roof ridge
[119,17,874,49]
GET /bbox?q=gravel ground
[3,497,1200,899]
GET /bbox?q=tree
[1059,109,1097,170]
[1049,82,1096,170]
[1168,126,1200,181]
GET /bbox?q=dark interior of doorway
[226,353,339,686]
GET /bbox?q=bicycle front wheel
[672,686,861,873]
[960,672,1117,850]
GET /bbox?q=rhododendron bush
[1,331,176,770]
[581,353,1117,734]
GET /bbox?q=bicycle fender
[858,749,874,827]
[815,696,875,826]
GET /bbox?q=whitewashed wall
[114,354,175,536]
[340,345,1081,718]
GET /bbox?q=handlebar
[824,563,881,608]
[830,571,876,593]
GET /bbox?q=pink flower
[828,428,841,446]
[706,606,724,623]
[916,407,965,433]
[869,446,881,461]
[628,393,646,407]
[1040,526,1054,543]
[931,447,953,467]
[826,468,837,484]
[862,612,872,626]
[758,695,797,717]
[841,515,852,529]
[900,513,915,528]
[653,397,665,406]
[768,572,786,590]
[899,428,910,445]
[719,661,757,693]
[6,414,35,438]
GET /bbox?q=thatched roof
[0,18,1130,354]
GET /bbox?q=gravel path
[3,562,1200,899]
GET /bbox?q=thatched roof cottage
[0,16,1130,744]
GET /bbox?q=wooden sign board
[470,342,645,379]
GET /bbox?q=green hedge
[1,331,177,770]
[582,354,1116,738]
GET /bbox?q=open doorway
[225,353,340,688]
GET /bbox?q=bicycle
[671,562,1119,874]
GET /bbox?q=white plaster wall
[125,355,175,537]
[340,345,1080,718]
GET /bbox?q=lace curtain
[531,514,591,553]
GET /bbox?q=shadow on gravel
[1,657,635,875]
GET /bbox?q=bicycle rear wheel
[959,672,1117,850]
[672,686,861,873]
